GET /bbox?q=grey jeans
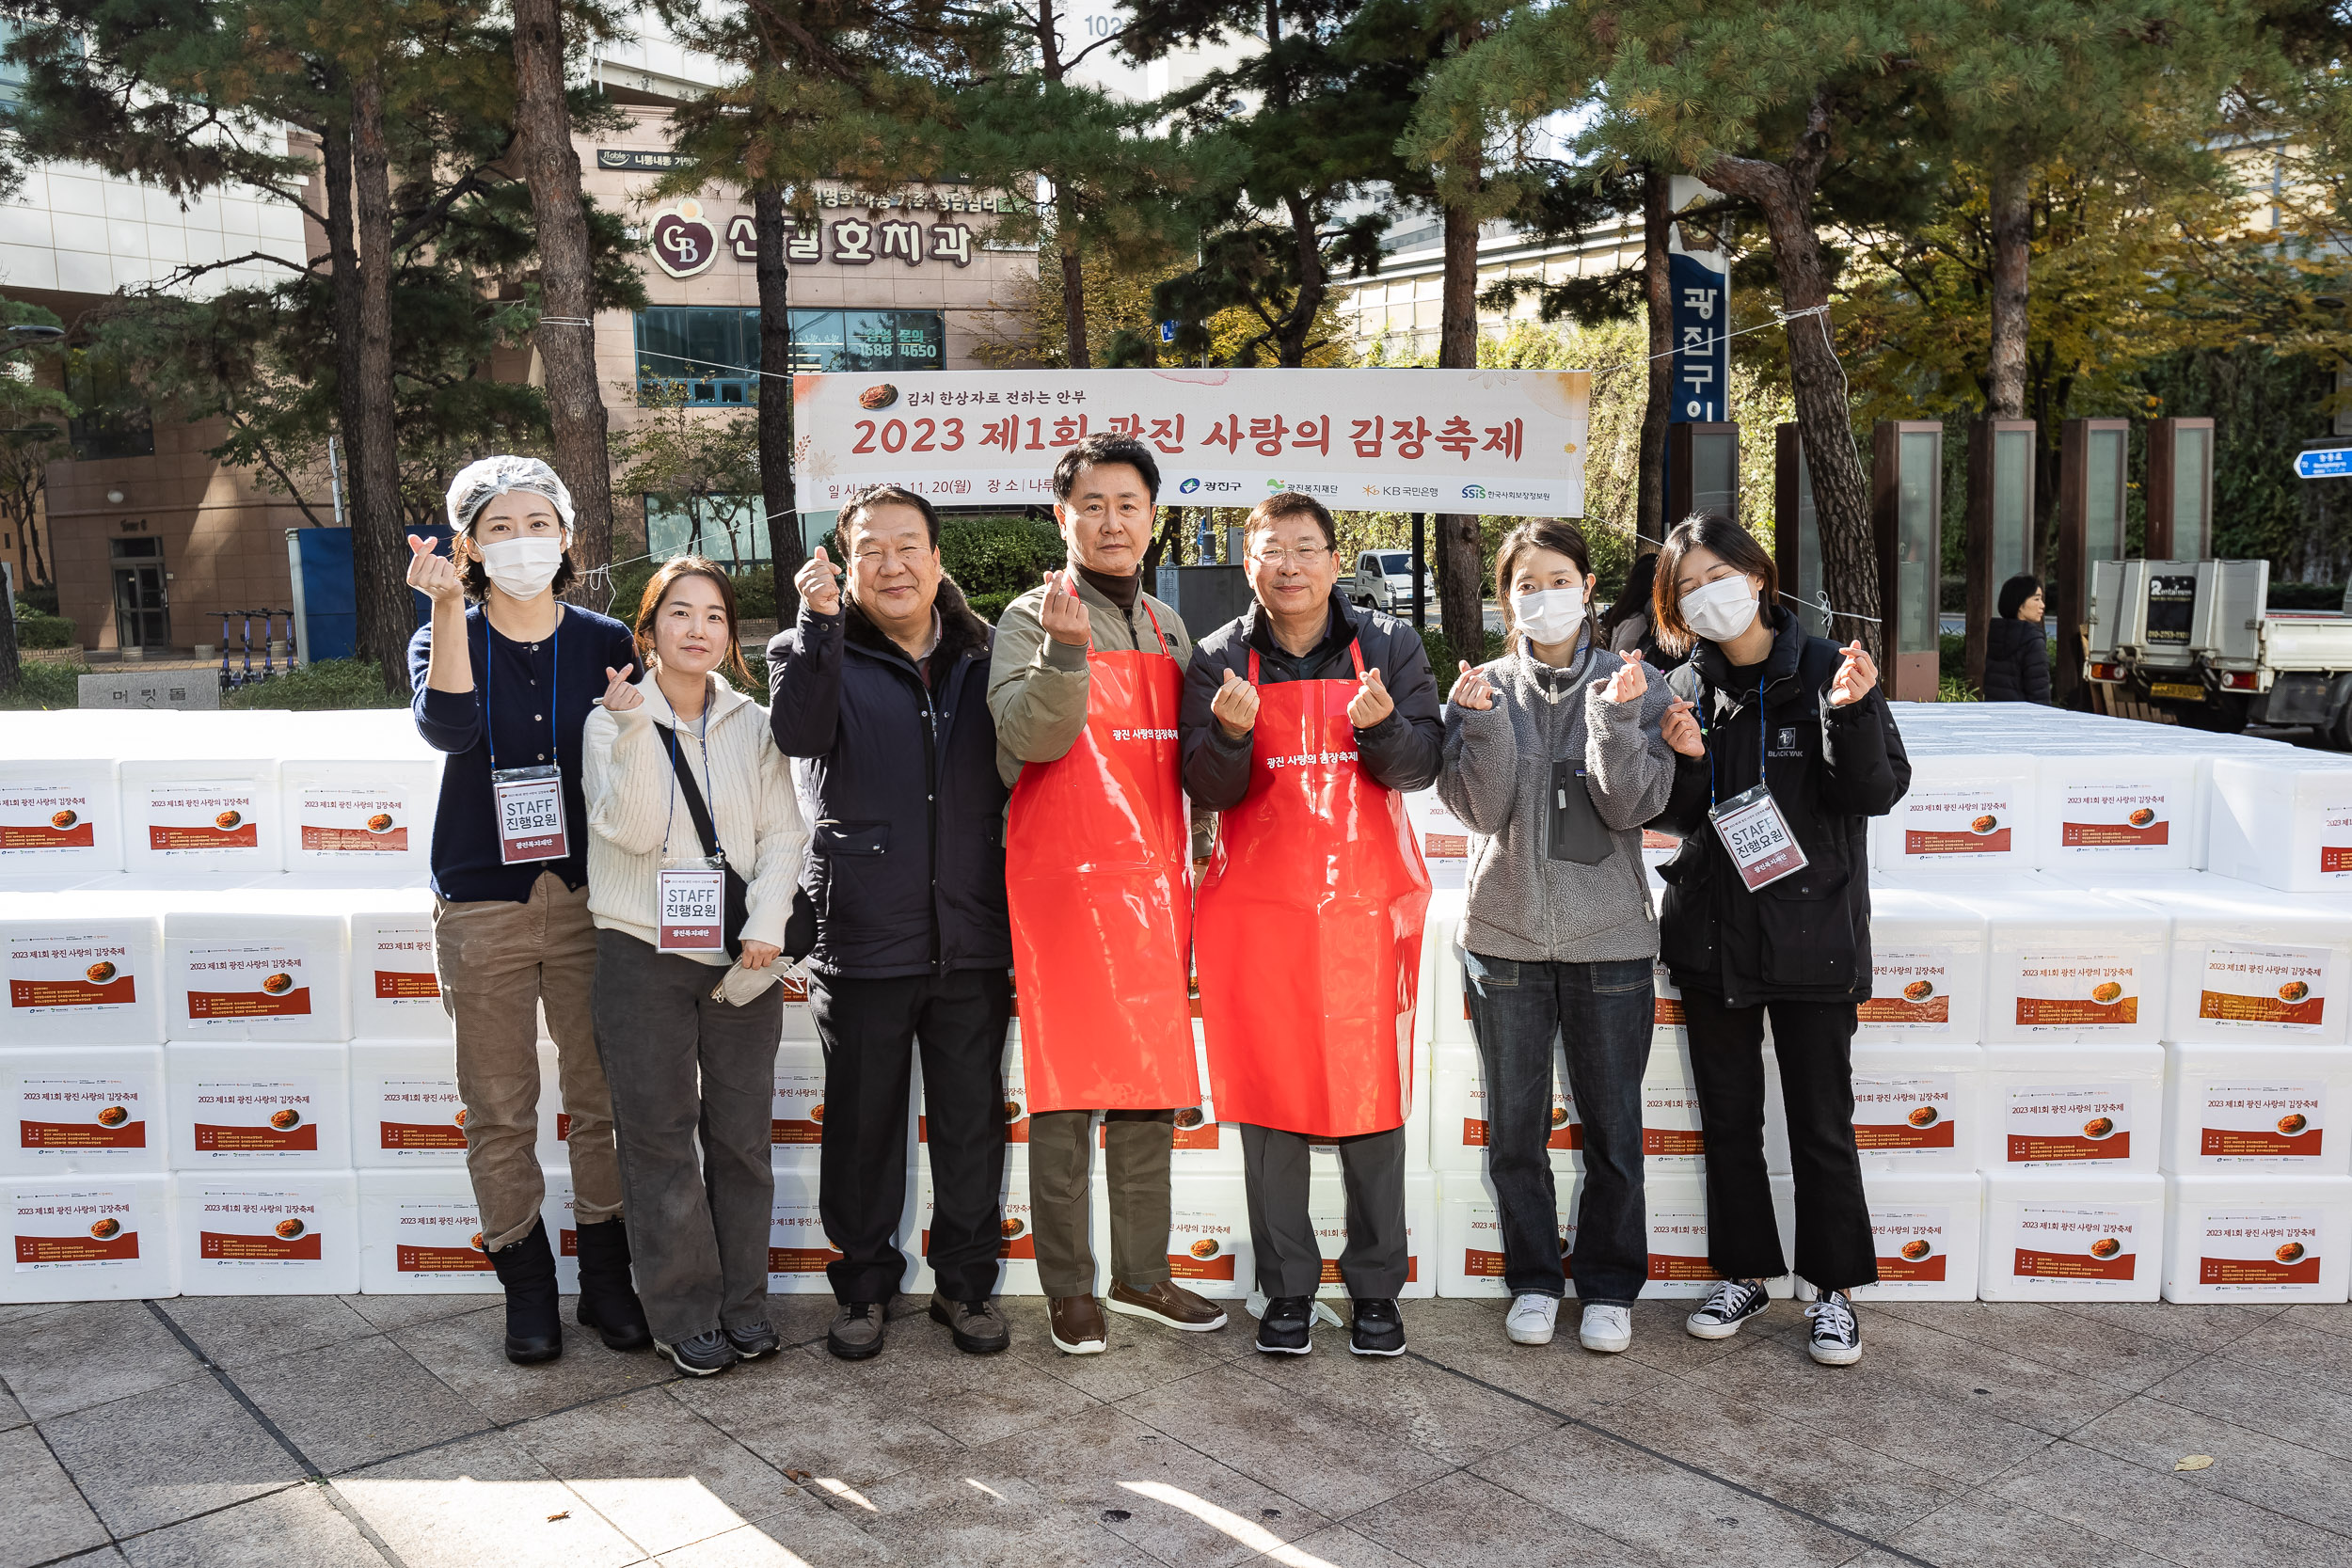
[591,929,783,1343]
[1241,1123,1410,1300]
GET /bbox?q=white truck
[2085,558,2352,741]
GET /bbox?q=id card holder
[657,857,726,954]
[1546,758,1614,864]
[491,765,567,864]
[1708,782,1808,891]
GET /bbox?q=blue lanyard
[483,614,559,773]
[1698,673,1769,810]
[661,694,711,858]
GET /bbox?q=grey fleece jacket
[1437,639,1677,963]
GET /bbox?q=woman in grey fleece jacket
[1438,519,1676,1356]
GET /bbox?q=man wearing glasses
[1180,490,1442,1358]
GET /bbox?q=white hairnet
[444,455,576,535]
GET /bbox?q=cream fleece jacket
[582,669,808,965]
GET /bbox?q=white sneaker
[1503,1293,1559,1345]
[1579,1302,1632,1354]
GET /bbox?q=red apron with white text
[1005,626,1200,1114]
[1194,641,1430,1137]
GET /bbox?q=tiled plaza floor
[2,1291,2348,1567]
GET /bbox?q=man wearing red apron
[990,434,1230,1355]
[1182,491,1441,1357]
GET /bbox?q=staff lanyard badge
[656,712,726,955]
[486,620,568,864]
[1703,688,1808,892]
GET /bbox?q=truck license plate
[2150,681,2206,702]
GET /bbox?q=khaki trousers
[1026,1108,1175,1298]
[433,872,622,1250]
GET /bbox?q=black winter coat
[1650,609,1911,1006]
[1980,618,2053,705]
[767,578,1012,980]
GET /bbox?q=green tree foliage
[613,375,763,573]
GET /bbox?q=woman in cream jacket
[584,556,807,1377]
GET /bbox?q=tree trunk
[1434,177,1484,662]
[755,184,803,625]
[1279,193,1327,369]
[1057,233,1089,370]
[1964,160,2033,690]
[512,0,616,592]
[348,70,410,689]
[0,562,19,695]
[1640,166,1673,546]
[320,112,392,685]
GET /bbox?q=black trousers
[812,967,1012,1304]
[1681,989,1879,1294]
[1240,1124,1410,1299]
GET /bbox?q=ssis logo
[1179,477,1201,495]
[1460,484,1486,499]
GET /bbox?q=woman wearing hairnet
[407,456,653,1365]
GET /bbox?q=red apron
[1005,608,1200,1114]
[1195,641,1431,1137]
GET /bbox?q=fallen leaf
[786,1469,813,1483]
[2175,1456,2214,1472]
[546,1511,570,1522]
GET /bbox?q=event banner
[793,368,1591,517]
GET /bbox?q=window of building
[65,350,154,461]
[644,494,770,567]
[633,308,946,405]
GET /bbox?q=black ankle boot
[573,1218,653,1352]
[486,1218,562,1364]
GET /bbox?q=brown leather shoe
[1107,1278,1230,1333]
[1047,1293,1107,1355]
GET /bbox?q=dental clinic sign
[793,369,1591,517]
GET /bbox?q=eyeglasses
[853,547,933,569]
[1249,546,1331,567]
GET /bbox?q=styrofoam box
[768,1164,834,1293]
[167,1042,352,1171]
[772,1040,824,1170]
[1853,887,1987,1045]
[277,758,440,883]
[120,759,285,877]
[2033,754,2208,871]
[358,1168,501,1293]
[1979,1171,2165,1301]
[1847,1171,1983,1302]
[2163,1043,2352,1178]
[1643,1169,1795,1298]
[2205,753,2352,893]
[1434,1166,1576,1298]
[778,968,818,1041]
[0,758,122,880]
[351,1040,466,1170]
[164,895,353,1042]
[1428,896,1470,1048]
[1404,788,1469,892]
[175,1171,360,1296]
[1851,1045,1984,1175]
[1983,1044,2164,1174]
[1090,1169,1254,1299]
[0,1046,167,1176]
[2162,1173,2352,1304]
[1871,754,2039,877]
[1652,958,1687,1049]
[543,1162,579,1293]
[2,897,165,1045]
[3,1173,176,1302]
[348,893,449,1041]
[1939,882,2169,1044]
[1428,1044,1576,1174]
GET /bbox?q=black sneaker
[1350,1297,1406,1357]
[826,1301,884,1361]
[724,1319,782,1360]
[929,1291,1010,1354]
[1685,1278,1771,1340]
[1256,1295,1312,1355]
[1805,1291,1862,1366]
[655,1330,739,1377]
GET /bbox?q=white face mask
[1680,575,1760,643]
[478,536,565,599]
[1511,587,1587,646]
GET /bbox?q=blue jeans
[1462,953,1653,1303]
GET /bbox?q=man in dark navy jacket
[768,483,1014,1362]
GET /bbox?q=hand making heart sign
[1827,640,1878,707]
[1346,667,1395,729]
[1448,659,1495,712]
[1039,569,1092,648]
[1601,649,1650,706]
[597,663,640,711]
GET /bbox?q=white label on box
[1851,1073,1960,1155]
[1646,1202,1714,1282]
[143,782,264,857]
[373,1076,466,1153]
[2011,949,2137,1030]
[181,943,311,1024]
[1641,1084,1703,1158]
[2197,1080,2325,1162]
[1897,784,2017,858]
[2195,1208,2324,1292]
[8,933,138,1014]
[1653,961,1684,1029]
[395,1200,492,1274]
[361,923,439,1006]
[16,1074,150,1153]
[769,1197,837,1277]
[194,1187,323,1265]
[1462,1207,1575,1281]
[1167,1201,1241,1284]
[2011,1204,2138,1284]
[13,1188,139,1271]
[296,788,410,855]
[2320,800,2352,879]
[0,782,100,856]
[2197,944,2328,1033]
[1868,1204,1952,1287]
[2056,782,2173,852]
[191,1079,321,1156]
[1857,948,1957,1032]
[771,1065,824,1148]
[1416,791,1468,863]
[2005,1082,2133,1165]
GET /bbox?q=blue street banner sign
[1668,249,1731,423]
[2296,446,2352,480]
[1159,320,1178,344]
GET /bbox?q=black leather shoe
[1351,1297,1406,1357]
[1256,1295,1312,1355]
[572,1218,653,1353]
[724,1319,781,1360]
[655,1330,739,1377]
[485,1219,562,1365]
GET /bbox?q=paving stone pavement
[2,1292,2349,1568]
